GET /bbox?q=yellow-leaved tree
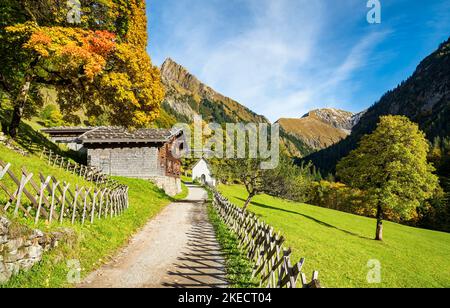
[337,116,439,241]
[95,0,165,127]
[1,0,164,137]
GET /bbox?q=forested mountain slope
[304,38,450,173]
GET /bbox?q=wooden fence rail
[40,147,121,189]
[0,160,129,225]
[212,189,321,289]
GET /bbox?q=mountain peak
[160,58,200,89]
[277,108,355,151]
[161,57,182,68]
[302,108,355,132]
[159,58,268,124]
[302,108,353,118]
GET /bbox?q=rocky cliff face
[305,109,355,132]
[160,58,268,124]
[277,108,361,151]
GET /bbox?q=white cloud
[150,0,388,122]
[293,30,391,114]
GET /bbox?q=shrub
[40,104,65,127]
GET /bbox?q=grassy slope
[1,109,51,151]
[0,144,94,205]
[0,144,172,287]
[219,184,450,288]
[181,175,191,183]
[278,117,348,149]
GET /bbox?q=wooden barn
[42,126,184,196]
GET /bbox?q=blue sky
[147,0,450,122]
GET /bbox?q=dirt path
[79,184,228,288]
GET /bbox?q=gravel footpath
[79,184,228,288]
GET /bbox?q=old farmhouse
[42,127,184,196]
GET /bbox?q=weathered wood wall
[87,145,162,178]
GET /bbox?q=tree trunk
[375,203,383,241]
[9,105,23,138]
[243,192,256,211]
[8,78,31,138]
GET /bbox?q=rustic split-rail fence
[0,158,129,225]
[212,190,322,289]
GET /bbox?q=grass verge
[181,175,191,183]
[207,203,257,288]
[172,181,189,201]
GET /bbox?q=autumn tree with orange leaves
[0,0,164,137]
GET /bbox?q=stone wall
[150,176,182,197]
[87,145,162,178]
[0,216,74,284]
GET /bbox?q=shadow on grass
[236,197,372,240]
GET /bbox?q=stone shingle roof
[77,127,181,144]
[41,127,94,135]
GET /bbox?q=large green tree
[337,116,439,241]
[0,0,164,137]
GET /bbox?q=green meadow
[219,184,450,288]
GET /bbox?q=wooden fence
[0,160,129,225]
[40,147,120,189]
[212,190,321,289]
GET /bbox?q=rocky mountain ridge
[277,108,364,151]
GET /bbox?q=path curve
[80,184,228,288]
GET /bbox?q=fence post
[125,187,129,209]
[47,150,52,164]
[110,190,115,218]
[0,163,11,180]
[35,176,51,225]
[98,188,106,219]
[72,186,81,225]
[59,183,71,224]
[91,189,100,224]
[14,173,33,217]
[81,187,92,225]
[48,180,60,224]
